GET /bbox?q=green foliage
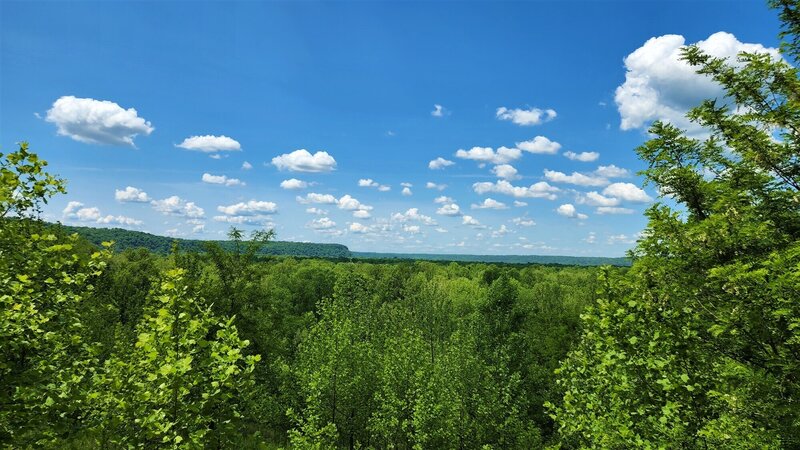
[550,4,800,447]
[92,268,259,447]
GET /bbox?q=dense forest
[3,0,800,448]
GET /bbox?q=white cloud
[512,217,536,227]
[272,149,337,172]
[433,195,454,204]
[242,161,253,170]
[353,209,372,219]
[63,201,84,216]
[513,200,528,207]
[584,232,597,244]
[491,224,510,238]
[435,227,448,233]
[151,196,205,218]
[217,200,277,216]
[557,203,588,220]
[392,208,437,225]
[455,146,521,165]
[436,203,462,216]
[402,187,413,196]
[97,214,143,226]
[608,234,637,245]
[426,182,447,191]
[472,180,559,200]
[280,178,308,190]
[596,206,635,214]
[429,157,455,169]
[176,135,241,153]
[516,136,561,154]
[202,173,245,187]
[462,215,481,226]
[431,104,447,117]
[349,222,370,233]
[296,193,337,204]
[115,186,150,203]
[595,164,630,178]
[213,215,274,226]
[492,164,520,180]
[45,96,153,146]
[358,178,389,191]
[63,201,142,226]
[403,224,421,234]
[580,191,620,207]
[401,182,413,187]
[564,151,599,162]
[616,32,779,132]
[337,194,372,212]
[308,217,336,229]
[602,183,653,203]
[544,169,608,187]
[496,106,556,126]
[378,185,391,192]
[471,198,508,210]
[306,207,328,215]
[192,224,205,234]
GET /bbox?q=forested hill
[353,251,630,266]
[59,224,353,259]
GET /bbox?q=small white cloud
[400,182,413,187]
[358,178,389,191]
[296,193,337,204]
[608,234,637,245]
[217,200,277,216]
[473,180,559,200]
[242,161,253,170]
[579,191,620,207]
[272,149,337,172]
[353,209,372,219]
[513,200,528,207]
[337,194,372,212]
[402,187,412,196]
[584,232,597,244]
[436,203,462,216]
[429,157,455,169]
[491,164,520,180]
[496,106,556,126]
[433,195,454,204]
[431,104,447,117]
[177,135,241,153]
[308,217,336,229]
[544,169,608,187]
[151,196,205,218]
[192,224,205,234]
[403,224,421,234]
[556,203,588,220]
[511,217,536,227]
[516,136,561,154]
[280,178,308,190]
[435,227,448,233]
[471,198,508,210]
[602,183,652,203]
[462,215,481,226]
[596,206,635,214]
[202,173,245,187]
[564,151,600,162]
[455,146,521,165]
[45,96,153,146]
[595,164,630,178]
[392,208,437,225]
[426,182,447,191]
[305,207,328,215]
[349,222,371,233]
[213,215,274,226]
[63,201,142,226]
[378,185,391,192]
[115,186,150,203]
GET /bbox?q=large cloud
[455,146,521,166]
[151,196,205,218]
[516,136,561,154]
[176,135,241,153]
[272,149,336,172]
[602,183,653,203]
[473,180,559,200]
[45,96,153,146]
[615,32,779,132]
[217,200,277,216]
[115,186,150,202]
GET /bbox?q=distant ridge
[59,224,629,266]
[352,251,630,267]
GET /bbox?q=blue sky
[0,1,782,256]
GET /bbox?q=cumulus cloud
[272,149,337,172]
[616,32,779,132]
[393,208,437,225]
[564,151,600,162]
[202,173,245,187]
[455,146,521,166]
[306,207,328,215]
[512,217,536,227]
[426,182,447,191]
[556,203,588,220]
[516,136,561,154]
[431,104,447,117]
[403,224,421,234]
[579,191,620,207]
[45,96,153,146]
[492,164,520,180]
[544,169,608,187]
[595,164,630,178]
[353,210,372,219]
[358,178,390,191]
[436,203,462,216]
[63,201,142,226]
[402,187,413,196]
[472,180,559,200]
[513,200,528,207]
[308,217,336,229]
[433,195,454,204]
[349,222,371,233]
[296,193,337,204]
[602,183,653,203]
[115,186,150,203]
[176,135,241,153]
[213,215,274,226]
[429,157,455,170]
[217,200,277,216]
[151,196,205,218]
[241,161,253,170]
[471,198,508,210]
[462,215,481,226]
[280,178,308,190]
[496,106,556,126]
[337,194,372,212]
